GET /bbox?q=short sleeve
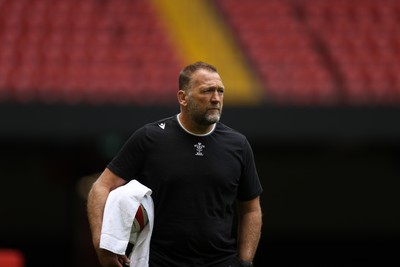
[237,139,263,201]
[107,127,147,181]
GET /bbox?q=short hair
[178,61,218,91]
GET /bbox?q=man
[87,61,263,267]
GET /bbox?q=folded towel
[100,180,154,267]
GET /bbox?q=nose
[211,90,222,103]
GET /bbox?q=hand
[97,248,131,267]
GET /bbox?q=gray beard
[187,101,221,126]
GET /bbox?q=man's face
[186,69,224,126]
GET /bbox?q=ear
[177,90,188,106]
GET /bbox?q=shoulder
[216,122,247,141]
[142,115,178,132]
[214,122,252,151]
[126,115,177,140]
[214,122,256,160]
[133,115,180,140]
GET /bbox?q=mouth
[208,106,220,111]
[207,109,220,114]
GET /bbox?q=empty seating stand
[1,0,400,106]
[0,0,181,105]
[217,0,400,105]
[217,0,337,105]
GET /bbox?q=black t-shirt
[107,115,263,266]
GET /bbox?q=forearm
[87,169,126,250]
[237,204,262,261]
[87,181,111,251]
[87,177,131,267]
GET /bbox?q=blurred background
[1,0,400,266]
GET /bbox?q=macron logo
[158,123,166,129]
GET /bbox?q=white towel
[100,180,154,267]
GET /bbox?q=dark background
[1,104,399,266]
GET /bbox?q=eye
[202,87,224,94]
[202,88,213,94]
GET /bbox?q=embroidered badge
[194,142,205,156]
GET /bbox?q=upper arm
[94,167,127,191]
[238,196,261,215]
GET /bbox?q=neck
[177,113,215,135]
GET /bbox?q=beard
[186,98,222,126]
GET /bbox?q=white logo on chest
[194,142,205,156]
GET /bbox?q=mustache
[208,105,221,110]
